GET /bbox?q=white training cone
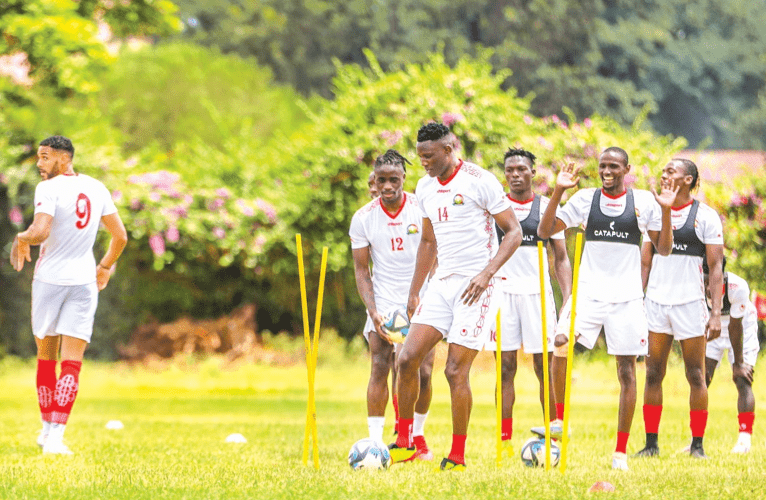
[105,420,124,430]
[225,433,247,443]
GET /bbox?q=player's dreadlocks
[504,148,536,166]
[673,158,700,190]
[40,135,75,158]
[417,122,451,143]
[602,146,629,165]
[374,149,412,173]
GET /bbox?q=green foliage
[175,0,766,148]
[703,171,766,294]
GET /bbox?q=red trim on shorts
[508,194,534,204]
[381,193,407,220]
[672,199,694,211]
[601,188,626,200]
[437,160,463,186]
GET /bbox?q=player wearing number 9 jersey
[10,136,127,455]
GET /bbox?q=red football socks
[51,360,82,425]
[36,359,57,423]
[501,418,513,441]
[447,434,467,465]
[690,410,708,438]
[643,404,663,434]
[413,435,428,451]
[556,403,565,422]
[615,431,629,454]
[396,418,413,448]
[738,412,755,435]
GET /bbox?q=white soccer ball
[520,437,560,468]
[347,438,392,470]
[382,306,410,343]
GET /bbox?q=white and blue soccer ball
[382,306,410,343]
[348,438,392,470]
[520,437,560,468]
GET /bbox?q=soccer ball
[348,438,392,470]
[520,437,560,468]
[382,306,410,343]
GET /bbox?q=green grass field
[0,341,763,499]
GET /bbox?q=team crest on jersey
[635,208,640,218]
[453,194,464,206]
[407,224,419,235]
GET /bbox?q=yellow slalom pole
[538,241,551,471]
[495,308,502,466]
[560,232,583,474]
[296,234,314,467]
[308,247,328,469]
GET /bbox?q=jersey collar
[437,160,463,186]
[381,193,407,220]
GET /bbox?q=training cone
[225,433,248,443]
[588,481,616,493]
[105,420,124,430]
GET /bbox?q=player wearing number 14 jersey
[350,150,435,459]
[11,136,127,455]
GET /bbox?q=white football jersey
[557,188,662,303]
[33,174,118,286]
[719,272,757,339]
[416,160,511,280]
[349,193,422,305]
[645,201,723,305]
[500,195,565,295]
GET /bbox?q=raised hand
[555,162,581,190]
[650,177,681,209]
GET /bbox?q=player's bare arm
[640,241,654,291]
[461,207,522,306]
[704,244,724,341]
[550,238,572,310]
[648,178,679,256]
[538,163,579,239]
[11,213,53,271]
[96,212,128,291]
[352,246,392,343]
[727,315,753,383]
[406,217,437,318]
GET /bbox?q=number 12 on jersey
[391,237,404,251]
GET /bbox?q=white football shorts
[645,297,708,340]
[31,280,98,342]
[485,290,556,354]
[411,274,500,351]
[556,295,648,356]
[706,333,760,367]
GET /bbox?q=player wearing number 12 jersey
[10,136,127,455]
[350,150,435,459]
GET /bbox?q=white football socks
[413,412,429,437]
[367,417,385,442]
[48,422,66,443]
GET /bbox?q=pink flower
[208,198,225,211]
[624,174,637,186]
[130,198,141,210]
[213,227,226,239]
[0,52,33,86]
[236,199,254,216]
[149,234,165,256]
[0,173,8,184]
[551,115,560,124]
[380,130,403,147]
[9,206,23,225]
[642,165,650,176]
[255,199,277,223]
[523,115,533,125]
[149,192,161,202]
[254,235,266,251]
[441,112,464,127]
[583,118,593,128]
[111,190,122,202]
[216,187,231,199]
[166,225,179,243]
[172,205,188,218]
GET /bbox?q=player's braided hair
[504,148,536,166]
[374,149,411,173]
[702,255,727,275]
[602,146,628,165]
[673,158,700,190]
[417,123,451,142]
[39,135,75,158]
